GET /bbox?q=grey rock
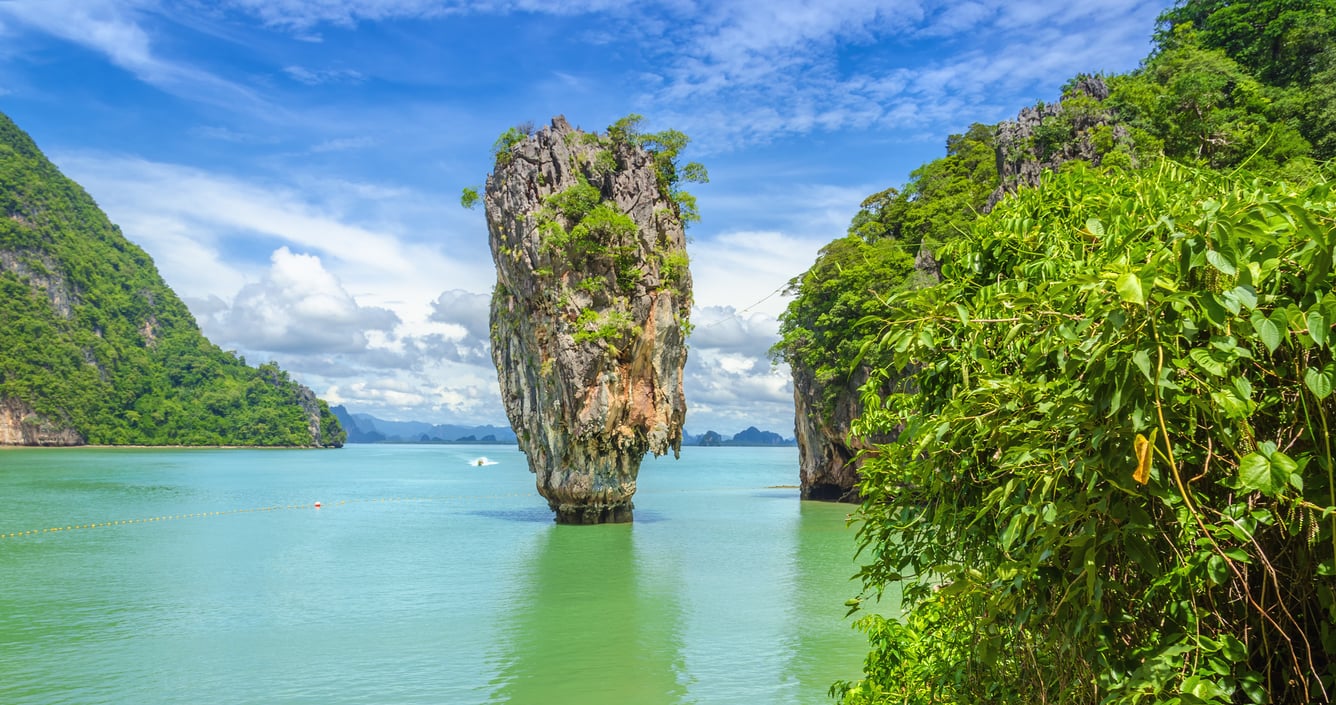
[985,76,1132,212]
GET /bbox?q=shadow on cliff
[484,524,687,704]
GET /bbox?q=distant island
[332,405,793,447]
[331,405,517,444]
[686,426,795,447]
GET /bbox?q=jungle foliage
[0,112,344,447]
[774,123,997,411]
[840,162,1336,704]
[775,0,1336,702]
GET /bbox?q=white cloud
[4,0,1172,435]
[430,289,491,340]
[644,0,1163,146]
[689,230,824,319]
[206,246,401,354]
[217,0,631,30]
[690,306,780,359]
[308,136,378,153]
[52,152,491,311]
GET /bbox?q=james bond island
[480,115,704,524]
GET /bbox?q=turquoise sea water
[0,444,869,704]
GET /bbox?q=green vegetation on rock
[0,111,344,447]
[769,1,1336,702]
[494,116,701,360]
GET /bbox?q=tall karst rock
[0,111,344,447]
[484,116,697,524]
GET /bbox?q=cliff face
[486,116,692,524]
[0,398,84,446]
[792,362,862,502]
[0,111,343,447]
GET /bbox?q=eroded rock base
[552,502,634,525]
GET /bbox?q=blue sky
[0,0,1170,435]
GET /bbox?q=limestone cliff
[0,398,84,446]
[485,116,693,524]
[792,364,867,502]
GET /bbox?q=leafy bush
[839,161,1336,704]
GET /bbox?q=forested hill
[0,112,343,447]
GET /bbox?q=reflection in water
[487,524,687,705]
[784,500,869,700]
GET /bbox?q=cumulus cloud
[430,289,491,339]
[690,306,780,359]
[683,345,795,435]
[4,0,1170,433]
[208,246,401,354]
[675,305,795,434]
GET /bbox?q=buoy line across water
[0,493,540,541]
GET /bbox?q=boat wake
[469,456,498,467]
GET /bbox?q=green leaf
[1305,366,1334,400]
[1238,452,1278,495]
[1086,218,1105,237]
[1219,634,1247,662]
[1205,249,1237,276]
[1227,285,1257,311]
[1307,308,1329,349]
[1116,271,1145,305]
[1188,348,1228,377]
[1206,554,1228,586]
[1200,294,1228,329]
[1132,348,1153,382]
[1249,310,1282,353]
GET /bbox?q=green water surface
[0,444,868,704]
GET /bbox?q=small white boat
[470,456,497,467]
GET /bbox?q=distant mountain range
[331,406,794,447]
[330,405,517,444]
[687,426,795,447]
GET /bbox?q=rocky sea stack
[484,116,697,524]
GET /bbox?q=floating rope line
[0,492,540,541]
